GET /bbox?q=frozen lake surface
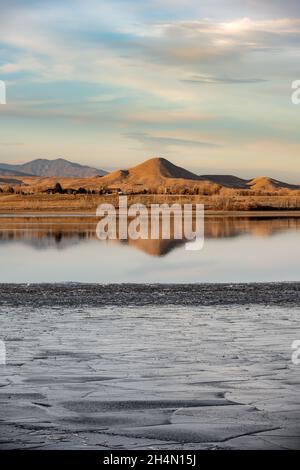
[0,284,299,449]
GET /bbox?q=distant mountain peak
[0,158,107,178]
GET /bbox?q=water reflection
[0,215,300,282]
[0,216,300,256]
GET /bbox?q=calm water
[0,215,300,283]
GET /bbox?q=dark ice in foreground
[0,284,299,449]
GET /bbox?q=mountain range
[0,158,106,178]
[0,156,299,192]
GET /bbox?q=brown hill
[247,177,300,192]
[100,157,200,184]
[98,157,217,193]
[99,159,300,193]
[133,157,200,180]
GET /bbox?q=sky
[0,0,300,180]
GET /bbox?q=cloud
[182,75,268,85]
[147,18,300,66]
[2,8,300,83]
[127,109,217,124]
[125,132,220,149]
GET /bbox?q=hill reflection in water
[1,215,300,283]
[0,215,300,257]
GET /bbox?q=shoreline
[1,282,300,307]
[1,210,300,218]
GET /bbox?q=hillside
[97,157,300,194]
[98,157,216,193]
[200,175,249,189]
[0,167,32,177]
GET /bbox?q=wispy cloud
[125,132,220,149]
[182,75,268,85]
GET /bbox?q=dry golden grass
[1,192,300,213]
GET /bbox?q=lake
[1,218,299,450]
[0,214,300,283]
